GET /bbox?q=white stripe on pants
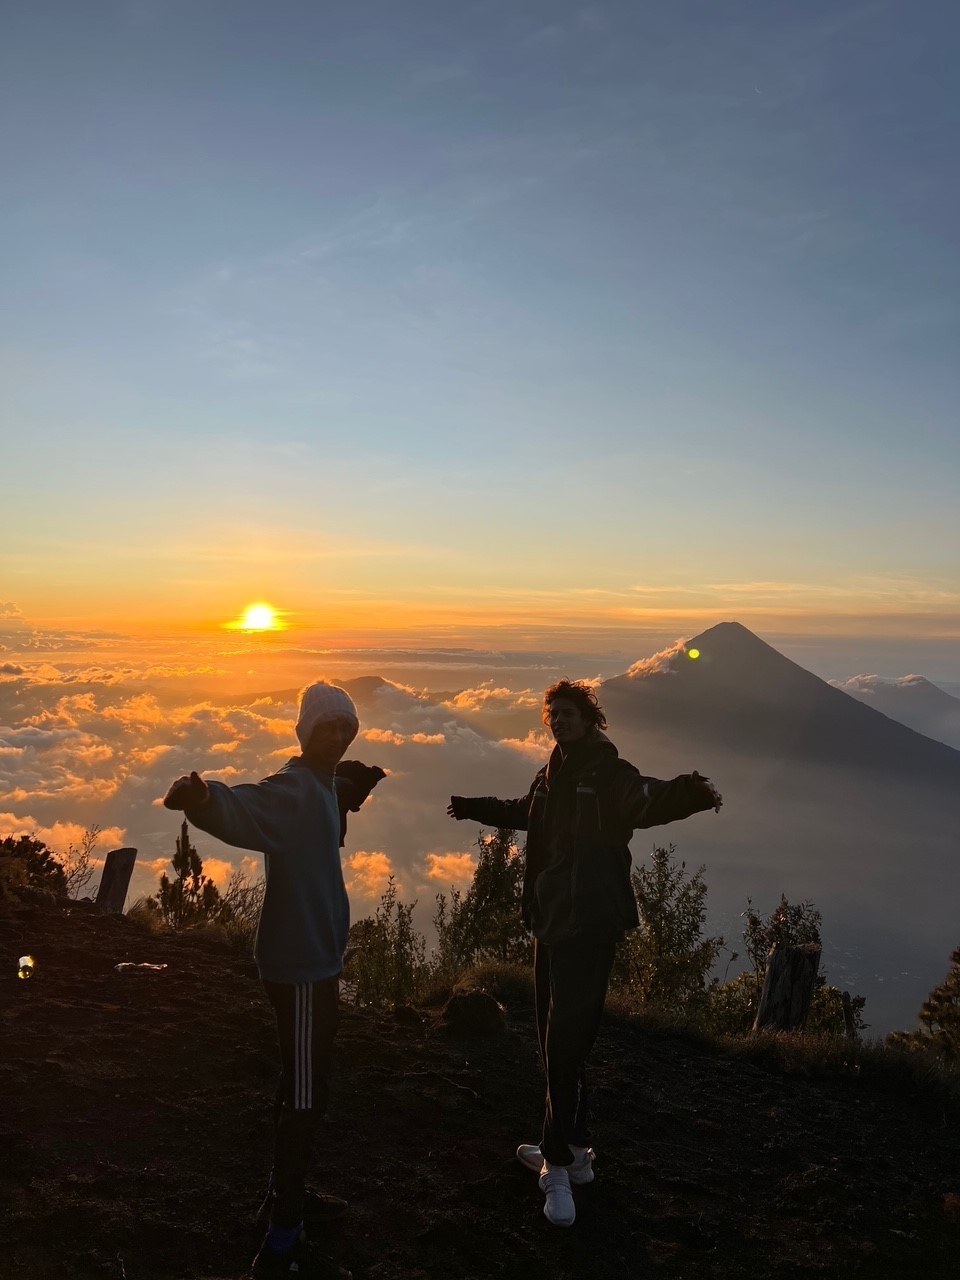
[294,982,313,1110]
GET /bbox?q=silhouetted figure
[448,679,721,1227]
[164,682,384,1279]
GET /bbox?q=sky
[2,0,958,665]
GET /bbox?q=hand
[692,771,722,812]
[336,760,387,788]
[163,771,209,811]
[447,796,468,820]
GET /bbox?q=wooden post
[95,848,138,914]
[753,941,821,1032]
[841,990,857,1040]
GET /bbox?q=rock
[439,989,506,1037]
[394,1004,423,1029]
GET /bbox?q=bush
[454,960,535,1009]
[611,844,725,1015]
[889,945,960,1059]
[707,894,866,1036]
[126,896,168,935]
[432,828,532,980]
[343,878,428,1008]
[707,970,867,1037]
[0,835,67,898]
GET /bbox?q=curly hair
[541,678,607,730]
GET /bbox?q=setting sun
[226,602,286,632]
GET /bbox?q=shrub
[708,894,866,1036]
[889,945,960,1059]
[126,896,168,935]
[432,828,532,980]
[0,835,67,898]
[343,878,427,1008]
[708,970,867,1037]
[742,893,822,997]
[611,843,725,1015]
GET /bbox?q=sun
[226,602,286,632]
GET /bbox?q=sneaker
[539,1163,575,1227]
[516,1143,595,1185]
[255,1188,349,1234]
[251,1237,352,1279]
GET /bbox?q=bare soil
[2,899,959,1280]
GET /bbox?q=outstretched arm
[447,794,531,831]
[161,771,293,854]
[617,769,722,831]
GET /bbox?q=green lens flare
[687,648,700,660]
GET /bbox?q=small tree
[344,878,427,1008]
[149,820,222,928]
[612,843,725,1013]
[61,824,100,899]
[889,946,960,1058]
[742,894,822,996]
[433,828,532,975]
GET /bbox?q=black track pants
[263,977,340,1228]
[534,933,617,1167]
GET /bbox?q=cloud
[362,727,446,746]
[344,850,395,899]
[141,855,173,879]
[831,674,931,694]
[500,729,552,758]
[0,602,22,618]
[423,851,475,887]
[0,813,126,854]
[440,683,539,713]
[101,694,167,728]
[201,856,240,891]
[1,663,25,678]
[0,674,543,935]
[626,638,690,679]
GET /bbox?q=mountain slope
[596,622,960,1037]
[601,621,960,782]
[831,674,960,751]
[3,898,960,1280]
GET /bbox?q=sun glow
[226,602,286,632]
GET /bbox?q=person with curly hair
[448,678,721,1227]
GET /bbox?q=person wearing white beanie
[296,682,360,756]
[162,679,384,1279]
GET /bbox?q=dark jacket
[455,731,717,943]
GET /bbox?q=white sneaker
[539,1162,575,1226]
[516,1143,595,1185]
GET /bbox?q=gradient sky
[2,1,958,659]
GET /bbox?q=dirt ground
[2,898,959,1280]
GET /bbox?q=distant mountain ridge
[830,673,960,752]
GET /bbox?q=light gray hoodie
[186,757,348,984]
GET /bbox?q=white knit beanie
[295,682,359,751]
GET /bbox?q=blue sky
[2,1,958,660]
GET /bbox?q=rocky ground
[2,898,959,1280]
